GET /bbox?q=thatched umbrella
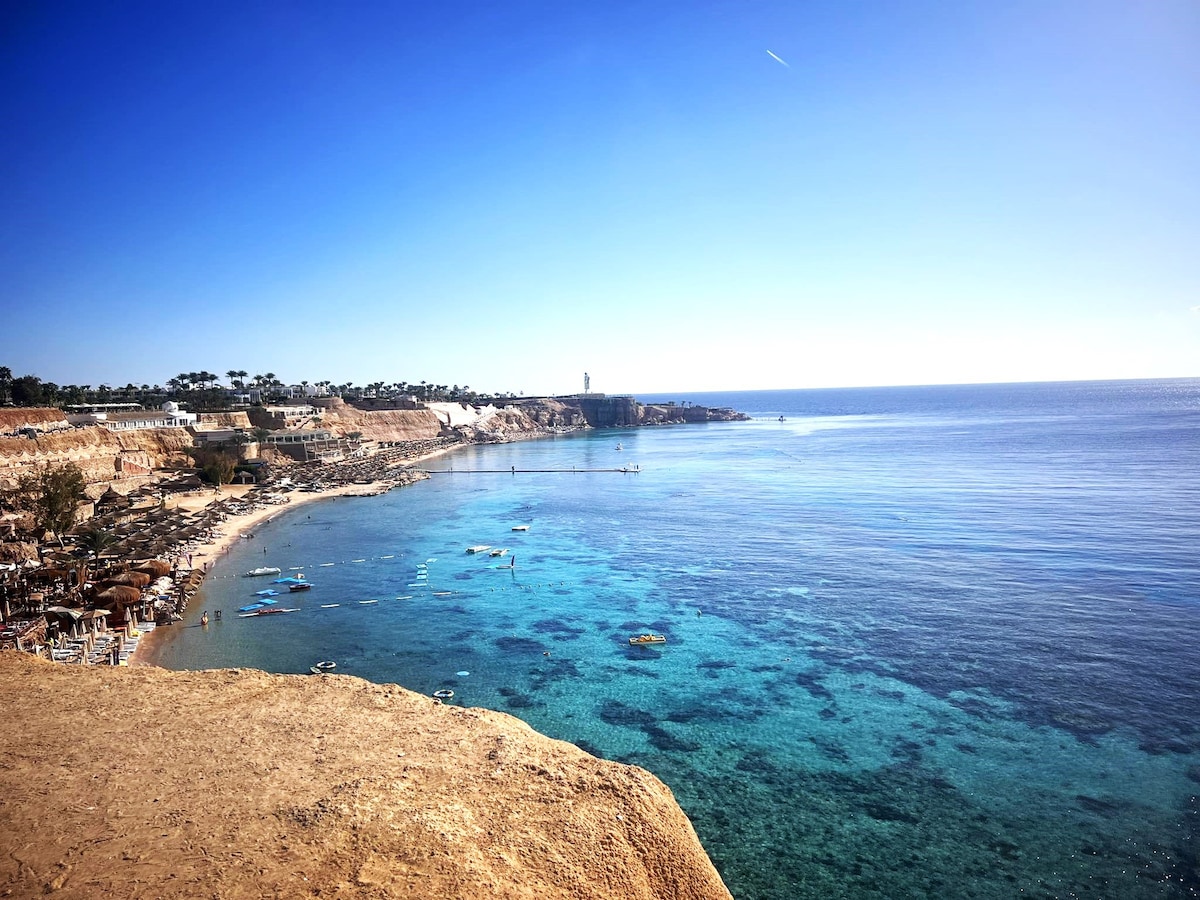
[96,585,142,606]
[180,571,206,595]
[108,571,152,588]
[95,486,132,513]
[134,559,172,578]
[0,542,39,563]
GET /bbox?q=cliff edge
[0,654,732,900]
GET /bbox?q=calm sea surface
[149,379,1200,899]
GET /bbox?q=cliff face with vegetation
[0,654,732,900]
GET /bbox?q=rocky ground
[0,653,732,900]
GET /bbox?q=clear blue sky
[2,0,1197,395]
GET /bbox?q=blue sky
[2,0,1197,395]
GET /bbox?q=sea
[147,378,1200,899]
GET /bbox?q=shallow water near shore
[150,379,1200,899]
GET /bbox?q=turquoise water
[150,379,1200,899]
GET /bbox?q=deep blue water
[150,379,1200,899]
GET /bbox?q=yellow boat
[628,634,666,646]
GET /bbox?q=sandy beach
[128,443,459,663]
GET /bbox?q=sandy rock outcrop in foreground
[0,654,732,900]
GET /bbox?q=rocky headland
[0,652,732,899]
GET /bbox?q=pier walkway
[421,467,640,474]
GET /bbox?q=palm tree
[74,527,117,557]
[226,370,241,388]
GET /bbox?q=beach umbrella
[96,585,142,607]
[108,572,151,588]
[0,542,39,563]
[133,559,171,578]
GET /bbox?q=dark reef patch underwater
[153,380,1200,898]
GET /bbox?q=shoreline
[130,443,462,665]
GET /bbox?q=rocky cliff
[312,397,446,442]
[0,423,194,491]
[0,653,732,900]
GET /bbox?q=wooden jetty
[422,467,640,474]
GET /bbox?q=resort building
[69,402,197,431]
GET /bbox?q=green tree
[0,366,11,405]
[186,447,237,485]
[74,526,117,557]
[202,452,236,485]
[10,375,46,406]
[16,463,87,545]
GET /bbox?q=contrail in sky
[766,49,790,68]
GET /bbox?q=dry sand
[0,653,732,900]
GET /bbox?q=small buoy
[433,689,454,700]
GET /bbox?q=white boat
[629,633,666,646]
[489,548,508,557]
[511,525,530,532]
[243,566,282,577]
[465,545,491,554]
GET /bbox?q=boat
[309,660,336,675]
[432,689,454,700]
[628,634,666,646]
[465,545,491,554]
[237,597,278,612]
[511,525,530,532]
[615,442,623,450]
[243,566,282,577]
[489,548,508,557]
[289,582,312,592]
